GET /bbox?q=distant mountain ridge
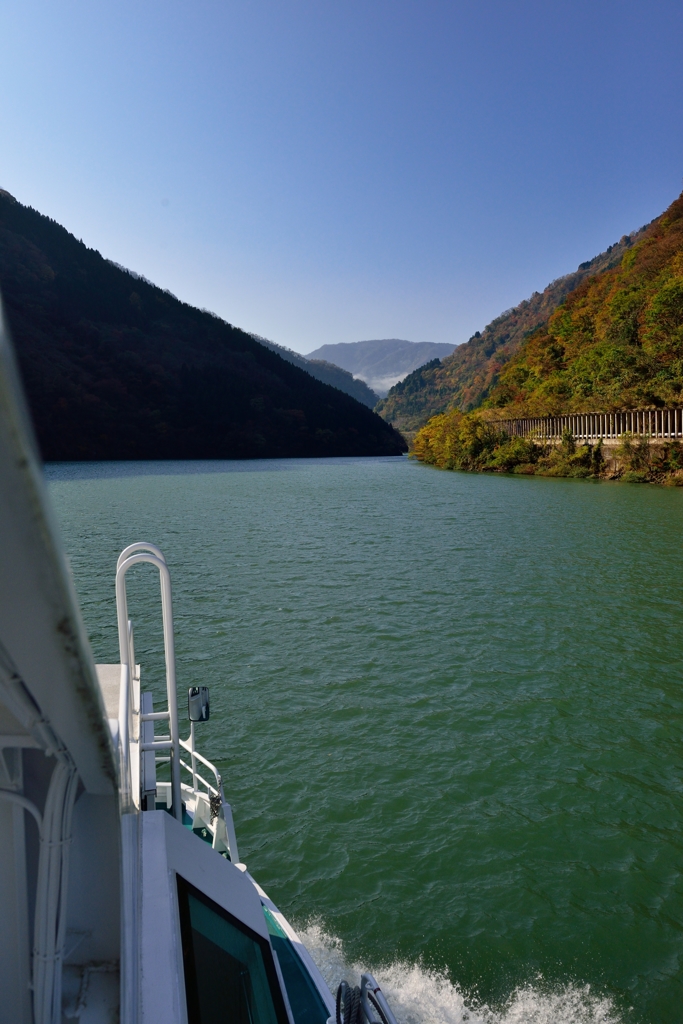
[0,189,406,460]
[250,334,379,407]
[306,339,456,397]
[376,223,654,435]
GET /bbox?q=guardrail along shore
[492,409,683,441]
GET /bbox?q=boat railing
[114,542,240,862]
[116,542,182,820]
[179,731,221,796]
[178,730,240,862]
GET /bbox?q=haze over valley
[306,339,457,397]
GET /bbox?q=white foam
[298,923,624,1024]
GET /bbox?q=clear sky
[1,1,682,355]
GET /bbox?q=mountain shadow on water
[0,189,406,461]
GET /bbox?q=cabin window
[177,876,290,1024]
[263,907,329,1024]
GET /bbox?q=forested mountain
[485,191,683,416]
[307,339,456,396]
[410,191,683,484]
[250,334,379,407]
[0,190,406,460]
[377,224,652,436]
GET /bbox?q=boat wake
[298,924,624,1024]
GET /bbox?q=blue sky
[1,0,682,354]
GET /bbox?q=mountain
[306,339,456,397]
[249,334,379,407]
[376,225,653,436]
[485,191,683,416]
[0,189,406,460]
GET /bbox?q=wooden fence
[492,409,683,442]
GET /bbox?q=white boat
[0,306,399,1024]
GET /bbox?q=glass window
[177,876,290,1024]
[263,908,329,1024]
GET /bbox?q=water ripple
[47,457,683,1022]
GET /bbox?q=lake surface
[46,456,683,1024]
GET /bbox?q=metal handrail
[177,732,240,862]
[179,733,222,797]
[179,759,219,797]
[117,540,168,572]
[361,974,399,1024]
[116,547,182,821]
[117,662,131,812]
[114,542,240,862]
[179,735,221,776]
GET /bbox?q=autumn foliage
[487,192,683,416]
[411,411,603,477]
[377,228,651,435]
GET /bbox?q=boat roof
[0,300,116,795]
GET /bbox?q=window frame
[177,874,291,1024]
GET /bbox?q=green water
[46,457,683,1023]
